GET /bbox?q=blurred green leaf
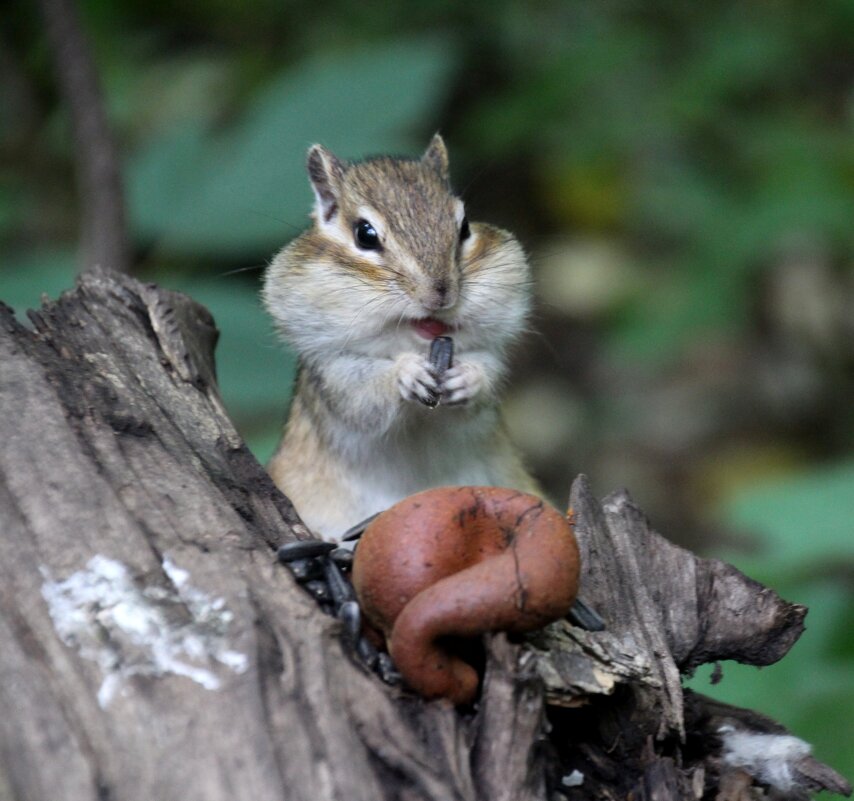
[0,249,77,315]
[666,14,792,125]
[128,38,457,256]
[719,459,854,582]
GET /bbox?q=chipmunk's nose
[425,278,456,311]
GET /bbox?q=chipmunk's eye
[459,216,471,243]
[354,219,381,250]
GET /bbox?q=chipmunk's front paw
[440,362,485,406]
[396,353,440,407]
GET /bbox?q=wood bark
[0,272,849,801]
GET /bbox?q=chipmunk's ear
[421,133,449,180]
[306,144,344,223]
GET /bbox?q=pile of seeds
[276,534,401,686]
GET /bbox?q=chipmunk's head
[265,135,529,357]
[306,134,468,317]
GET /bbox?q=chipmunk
[263,135,538,540]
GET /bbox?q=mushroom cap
[352,486,580,704]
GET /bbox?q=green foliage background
[1,0,851,777]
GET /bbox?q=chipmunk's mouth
[412,318,455,340]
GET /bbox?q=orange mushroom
[352,486,580,705]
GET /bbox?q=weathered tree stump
[0,271,849,801]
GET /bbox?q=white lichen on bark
[719,725,812,792]
[41,554,247,707]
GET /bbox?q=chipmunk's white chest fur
[311,401,520,535]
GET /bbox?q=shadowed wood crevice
[0,272,848,801]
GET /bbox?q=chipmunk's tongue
[413,318,452,340]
